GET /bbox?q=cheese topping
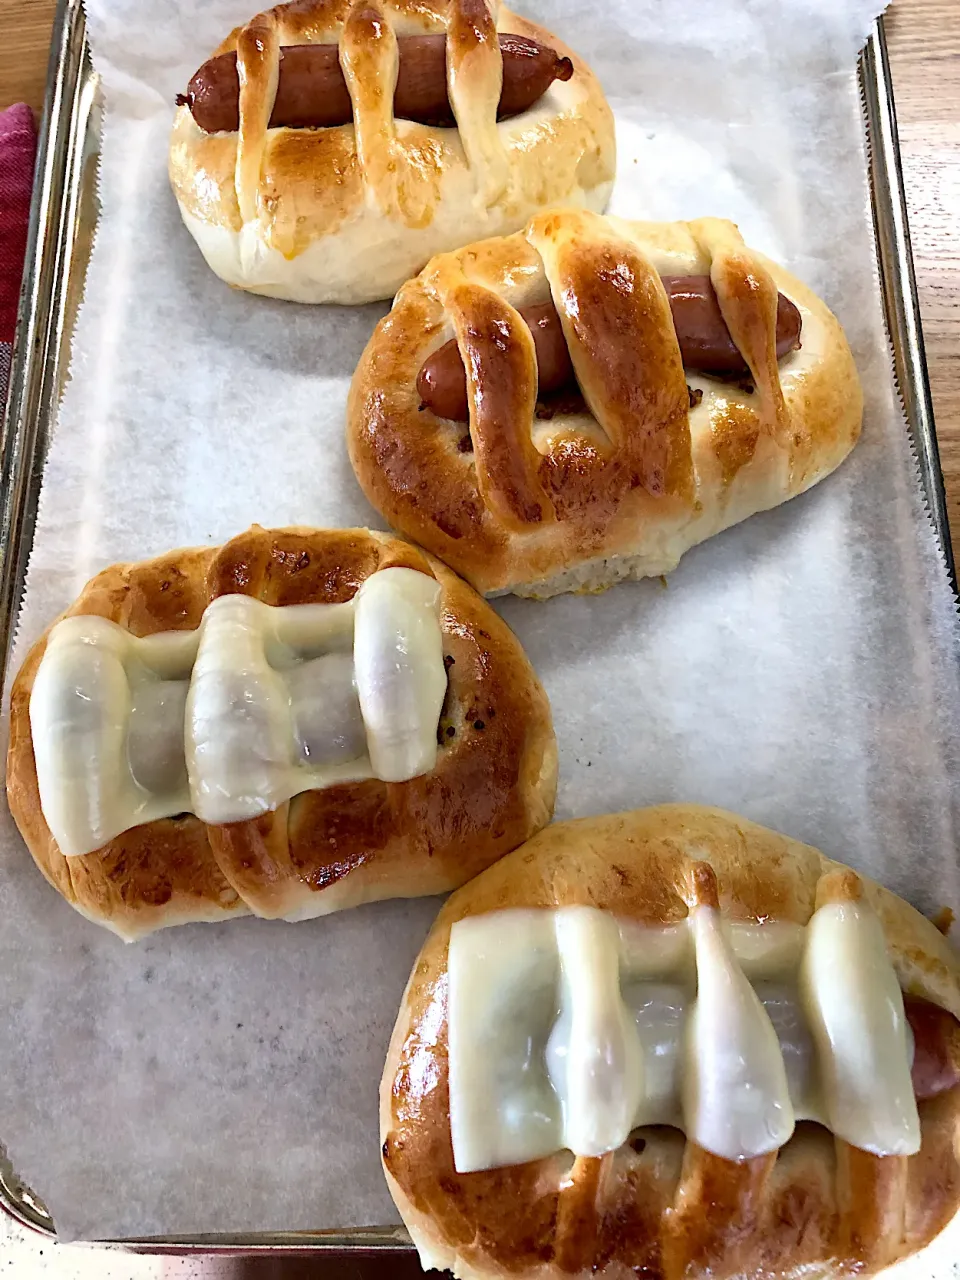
[352,566,448,783]
[447,902,920,1173]
[548,908,647,1157]
[684,904,795,1159]
[30,567,447,855]
[800,900,920,1155]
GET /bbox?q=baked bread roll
[381,805,960,1279]
[168,1,615,304]
[6,526,557,941]
[348,210,863,597]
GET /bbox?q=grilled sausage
[416,277,804,422]
[178,33,574,134]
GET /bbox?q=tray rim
[0,0,954,1249]
[0,0,92,685]
[861,19,957,593]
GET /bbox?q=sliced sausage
[416,277,803,422]
[178,33,574,134]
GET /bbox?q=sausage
[664,276,801,377]
[417,301,573,423]
[178,33,574,134]
[905,996,960,1100]
[416,277,803,422]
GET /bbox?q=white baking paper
[1,0,959,1260]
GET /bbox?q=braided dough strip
[694,220,792,446]
[446,0,508,207]
[234,13,280,227]
[528,209,696,503]
[348,210,863,594]
[6,526,557,941]
[380,804,960,1280]
[443,278,550,528]
[230,0,509,234]
[424,212,789,520]
[339,4,404,221]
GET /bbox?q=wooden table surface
[0,0,958,563]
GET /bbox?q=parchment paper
[2,0,959,1256]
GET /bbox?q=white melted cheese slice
[447,903,920,1174]
[683,904,795,1159]
[30,616,197,857]
[186,594,369,823]
[800,900,920,1155]
[30,568,447,854]
[352,567,447,782]
[448,910,561,1173]
[547,907,646,1157]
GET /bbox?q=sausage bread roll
[169,1,615,304]
[6,526,557,941]
[381,804,960,1280]
[348,210,864,597]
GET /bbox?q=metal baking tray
[0,0,953,1249]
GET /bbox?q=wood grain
[0,0,957,562]
[0,0,56,114]
[884,2,960,567]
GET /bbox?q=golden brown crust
[168,3,616,304]
[379,805,960,1279]
[6,526,557,940]
[348,212,864,596]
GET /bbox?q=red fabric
[0,104,37,344]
